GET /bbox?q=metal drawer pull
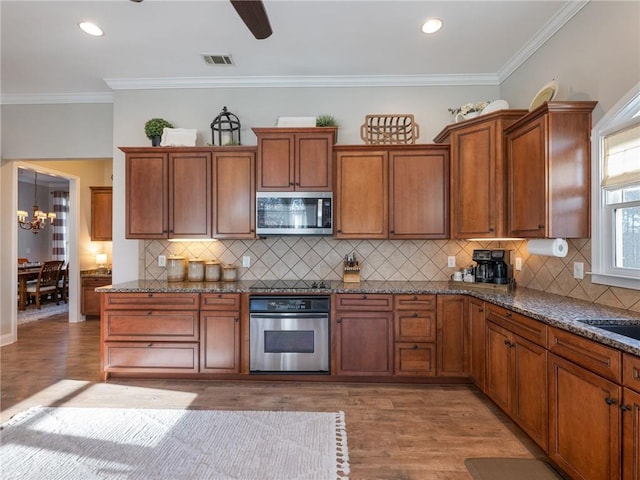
[605,397,617,406]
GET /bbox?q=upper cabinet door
[90,186,112,241]
[212,150,256,239]
[335,149,388,239]
[389,148,449,239]
[433,111,527,239]
[255,132,295,191]
[506,101,596,238]
[169,151,212,239]
[254,127,336,192]
[126,152,169,239]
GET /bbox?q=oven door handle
[249,313,329,319]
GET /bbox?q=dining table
[17,265,42,310]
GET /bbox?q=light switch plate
[447,256,456,268]
[158,255,166,267]
[242,256,251,268]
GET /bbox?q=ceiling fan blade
[230,0,273,39]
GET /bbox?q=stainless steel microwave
[256,192,333,236]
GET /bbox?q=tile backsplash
[142,237,639,313]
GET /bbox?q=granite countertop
[97,279,640,357]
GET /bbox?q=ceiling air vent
[203,54,234,65]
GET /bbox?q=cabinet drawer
[104,311,199,341]
[394,311,436,342]
[394,294,436,310]
[334,294,392,311]
[623,353,640,393]
[486,304,547,347]
[82,276,111,288]
[200,293,241,310]
[103,293,199,310]
[549,327,621,383]
[394,343,436,376]
[104,342,199,373]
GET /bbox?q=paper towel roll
[527,238,568,257]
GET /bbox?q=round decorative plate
[481,99,509,114]
[529,80,559,111]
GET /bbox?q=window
[592,83,640,290]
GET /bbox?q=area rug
[0,406,350,480]
[18,303,68,325]
[465,458,563,480]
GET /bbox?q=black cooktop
[248,279,334,290]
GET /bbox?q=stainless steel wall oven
[249,296,330,374]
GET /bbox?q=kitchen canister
[205,261,221,282]
[187,259,205,282]
[222,265,238,282]
[166,256,186,282]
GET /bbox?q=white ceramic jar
[222,265,238,282]
[166,256,186,282]
[205,261,221,282]
[187,259,205,282]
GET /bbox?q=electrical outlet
[515,257,522,271]
[158,255,166,267]
[573,262,584,280]
[447,256,456,268]
[242,255,251,268]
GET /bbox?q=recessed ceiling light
[421,18,443,34]
[79,22,104,37]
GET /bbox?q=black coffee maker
[472,249,513,284]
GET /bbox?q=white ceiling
[1,0,587,103]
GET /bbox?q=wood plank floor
[1,315,548,479]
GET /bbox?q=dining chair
[25,260,64,309]
[57,263,69,303]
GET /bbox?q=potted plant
[316,114,338,127]
[144,118,173,146]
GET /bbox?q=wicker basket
[360,114,420,144]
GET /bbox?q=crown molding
[497,0,589,83]
[0,92,113,105]
[104,73,500,91]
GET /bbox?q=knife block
[343,261,361,283]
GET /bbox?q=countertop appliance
[249,296,330,374]
[472,249,513,284]
[256,192,332,236]
[248,279,335,291]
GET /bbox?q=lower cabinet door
[549,353,621,480]
[104,342,199,373]
[394,343,436,376]
[485,321,512,413]
[200,312,240,373]
[623,387,640,480]
[335,311,393,376]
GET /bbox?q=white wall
[500,0,640,125]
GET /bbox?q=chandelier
[17,171,56,234]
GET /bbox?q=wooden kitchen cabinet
[81,274,112,318]
[549,353,621,480]
[101,292,200,379]
[212,149,255,238]
[90,186,112,241]
[389,147,449,239]
[433,110,527,239]
[123,148,211,239]
[334,148,388,239]
[485,304,548,451]
[335,145,449,239]
[334,294,393,376]
[200,293,241,373]
[394,294,437,376]
[468,298,486,389]
[437,295,468,377]
[622,353,640,480]
[548,326,622,479]
[253,127,337,191]
[505,101,597,238]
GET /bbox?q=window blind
[602,123,640,187]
